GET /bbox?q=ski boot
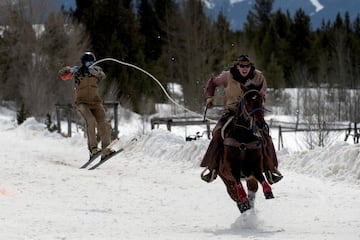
[90,147,102,159]
[101,148,116,161]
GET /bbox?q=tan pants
[77,103,111,150]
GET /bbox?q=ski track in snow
[0,114,360,239]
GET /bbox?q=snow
[309,0,324,12]
[0,105,360,240]
[230,0,247,4]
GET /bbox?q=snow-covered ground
[0,106,359,240]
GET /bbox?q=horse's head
[237,82,265,124]
[224,81,265,144]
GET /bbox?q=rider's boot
[265,168,283,185]
[262,129,283,184]
[201,167,217,183]
[200,129,222,183]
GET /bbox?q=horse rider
[200,54,283,184]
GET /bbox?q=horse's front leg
[235,181,251,213]
[253,170,274,199]
[223,147,251,213]
[246,176,258,208]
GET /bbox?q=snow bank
[281,141,360,184]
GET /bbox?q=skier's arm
[89,66,106,80]
[59,66,78,81]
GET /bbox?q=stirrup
[265,169,283,185]
[200,167,217,183]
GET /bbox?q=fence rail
[150,116,212,139]
[55,101,120,138]
[268,120,360,150]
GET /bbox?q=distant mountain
[57,0,359,30]
[204,0,360,30]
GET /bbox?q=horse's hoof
[237,201,251,213]
[264,191,274,199]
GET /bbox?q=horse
[218,83,274,213]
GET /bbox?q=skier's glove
[84,61,94,68]
[59,66,72,81]
[205,97,214,109]
[88,67,97,75]
[71,66,79,73]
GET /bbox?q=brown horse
[218,83,274,213]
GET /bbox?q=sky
[0,103,359,239]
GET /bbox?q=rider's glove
[205,97,214,109]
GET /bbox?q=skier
[59,51,115,160]
[200,54,283,184]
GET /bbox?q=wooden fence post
[56,105,61,134]
[354,122,359,144]
[278,125,283,151]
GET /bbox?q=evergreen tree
[153,0,181,96]
[72,0,151,112]
[264,53,285,89]
[244,0,274,53]
[259,20,282,69]
[175,0,216,111]
[213,11,238,72]
[138,0,163,63]
[287,9,312,86]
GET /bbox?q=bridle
[223,88,265,151]
[234,89,265,131]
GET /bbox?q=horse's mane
[243,81,263,92]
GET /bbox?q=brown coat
[74,66,105,105]
[204,69,267,111]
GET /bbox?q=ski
[79,151,102,169]
[87,137,138,170]
[88,149,124,170]
[79,138,121,169]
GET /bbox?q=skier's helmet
[80,52,96,67]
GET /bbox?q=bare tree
[39,11,89,114]
[162,0,222,112]
[289,64,336,148]
[0,0,89,118]
[0,2,37,105]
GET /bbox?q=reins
[223,88,265,150]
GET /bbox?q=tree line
[0,0,359,122]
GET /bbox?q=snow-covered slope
[0,107,359,239]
